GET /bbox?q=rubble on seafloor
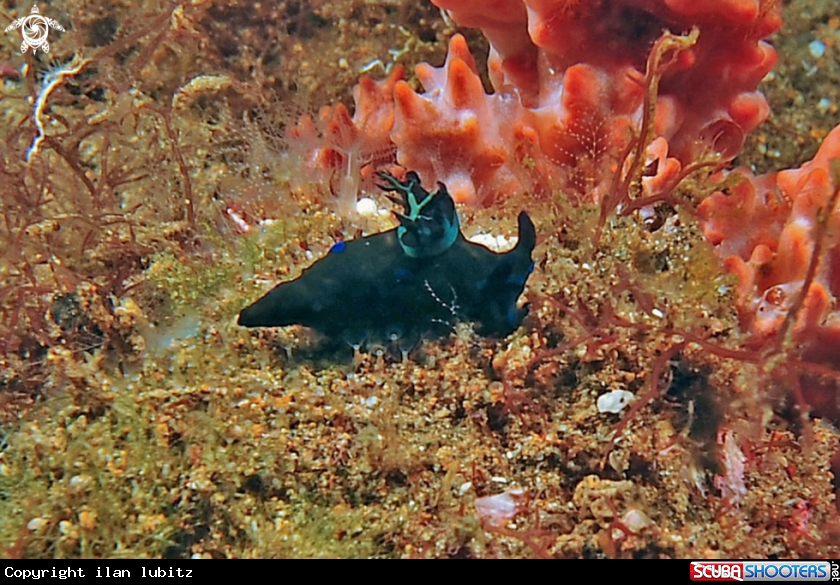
[0,0,839,558]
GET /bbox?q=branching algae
[238,172,536,344]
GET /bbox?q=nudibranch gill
[237,171,536,343]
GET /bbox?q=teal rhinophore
[238,171,536,343]
[378,171,460,258]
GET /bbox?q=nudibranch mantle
[238,171,536,342]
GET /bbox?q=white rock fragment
[817,97,832,115]
[808,39,826,59]
[597,389,635,414]
[468,233,517,252]
[355,197,379,216]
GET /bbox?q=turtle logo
[5,4,65,54]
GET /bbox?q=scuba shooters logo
[691,561,837,582]
[5,4,65,54]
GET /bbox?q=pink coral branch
[774,167,840,353]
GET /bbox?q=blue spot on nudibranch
[330,241,347,254]
[507,271,529,287]
[394,268,414,282]
[507,307,518,325]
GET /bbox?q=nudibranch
[238,171,536,343]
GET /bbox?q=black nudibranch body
[238,171,536,343]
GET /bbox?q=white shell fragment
[468,232,517,252]
[621,508,654,533]
[27,517,48,531]
[597,389,635,414]
[474,488,524,527]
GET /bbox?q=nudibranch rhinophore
[237,171,536,343]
